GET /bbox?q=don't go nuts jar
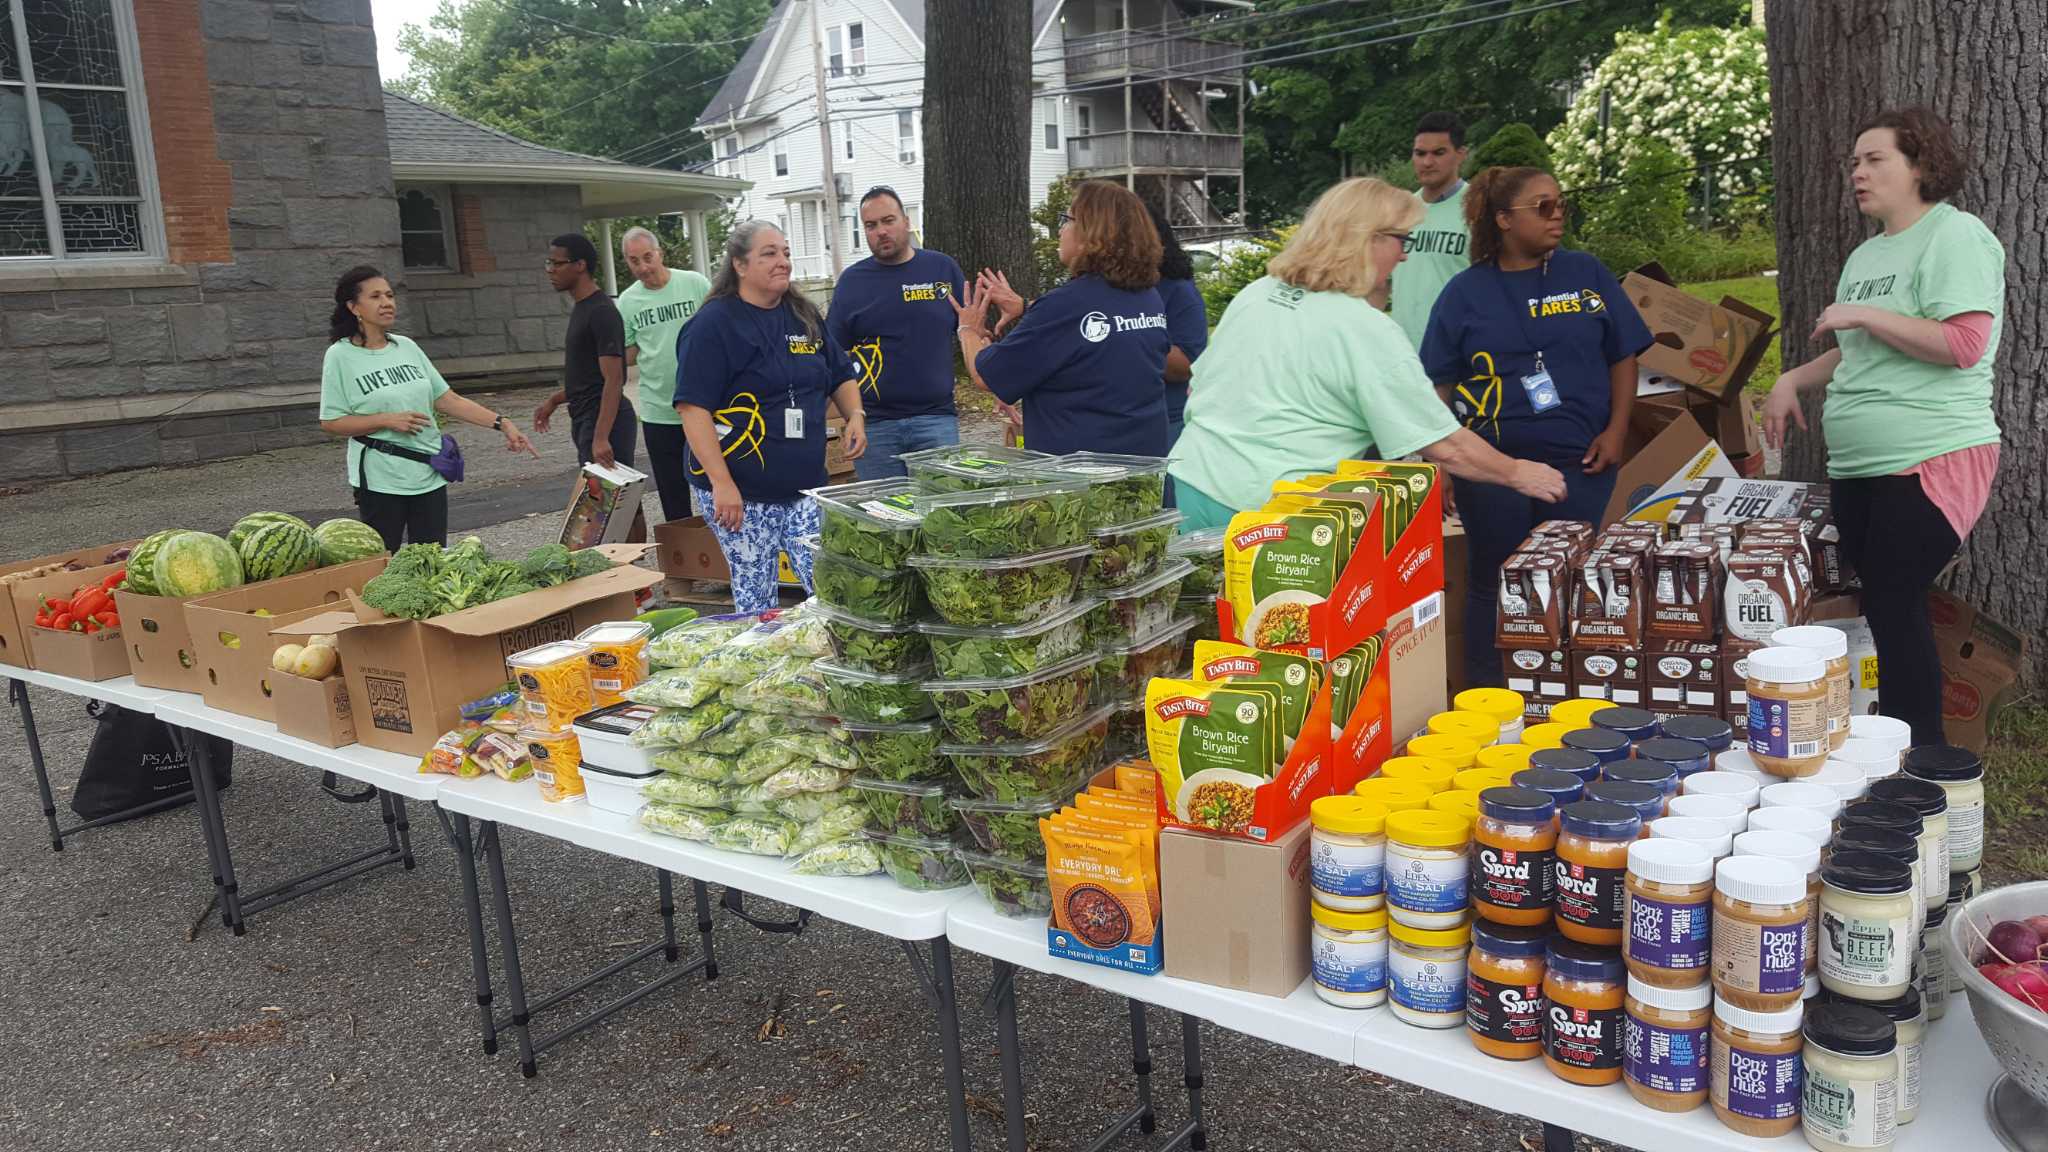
[1623,837,1715,987]
[1711,855,1809,1012]
[1745,646,1831,778]
[1710,998,1805,1137]
[1624,976,1712,1112]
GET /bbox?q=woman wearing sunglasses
[1420,166,1653,689]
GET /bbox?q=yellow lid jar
[1406,732,1481,770]
[1309,796,1389,913]
[1454,687,1526,743]
[1377,755,1458,794]
[1429,709,1502,748]
[1385,809,1473,930]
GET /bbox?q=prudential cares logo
[1079,311,1112,342]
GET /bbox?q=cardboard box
[1568,645,1647,708]
[1383,591,1446,760]
[1160,821,1312,997]
[327,545,662,756]
[115,586,209,692]
[1603,401,1739,525]
[1625,263,1775,404]
[1502,645,1572,722]
[1722,636,1764,743]
[1928,587,2026,754]
[560,462,649,549]
[0,539,137,669]
[1811,593,1879,719]
[823,416,858,479]
[184,557,388,722]
[272,672,356,747]
[653,517,801,587]
[27,622,131,682]
[1647,639,1723,716]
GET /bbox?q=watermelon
[238,521,320,581]
[227,511,313,554]
[312,518,386,566]
[124,528,190,597]
[153,531,244,598]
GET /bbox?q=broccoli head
[384,543,443,581]
[360,571,439,620]
[519,544,574,586]
[567,549,614,579]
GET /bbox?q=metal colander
[1946,881,2048,1108]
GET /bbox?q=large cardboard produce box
[1603,400,1740,525]
[270,610,362,747]
[331,547,662,756]
[1928,588,2025,754]
[11,559,132,680]
[1161,820,1312,997]
[0,539,137,669]
[184,558,388,723]
[654,518,801,586]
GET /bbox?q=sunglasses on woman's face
[1057,212,1074,228]
[1508,196,1568,219]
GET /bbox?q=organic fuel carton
[327,544,660,756]
[0,539,138,669]
[184,557,388,723]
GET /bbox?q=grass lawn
[1984,700,2048,885]
[1683,274,1782,394]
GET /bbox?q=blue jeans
[1455,465,1617,688]
[855,413,960,481]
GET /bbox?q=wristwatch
[491,415,504,431]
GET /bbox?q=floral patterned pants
[703,497,819,614]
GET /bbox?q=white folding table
[433,775,981,1152]
[5,667,176,851]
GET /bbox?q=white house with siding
[693,0,1246,280]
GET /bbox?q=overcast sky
[369,0,450,86]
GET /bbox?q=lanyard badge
[1520,350,1561,414]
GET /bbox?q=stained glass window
[2,0,152,259]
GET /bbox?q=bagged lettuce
[709,815,799,856]
[650,748,738,784]
[648,616,755,670]
[630,702,736,748]
[788,803,872,856]
[640,802,729,842]
[792,838,883,877]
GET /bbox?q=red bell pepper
[33,611,51,628]
[51,612,72,631]
[102,569,125,590]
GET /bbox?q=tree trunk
[1768,0,2048,682]
[923,0,1035,295]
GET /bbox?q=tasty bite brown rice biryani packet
[1221,509,1347,652]
[1144,677,1283,834]
[1190,640,1323,740]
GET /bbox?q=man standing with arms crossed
[1388,111,1472,349]
[615,226,710,522]
[828,186,968,479]
[534,231,645,540]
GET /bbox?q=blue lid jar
[1560,799,1641,841]
[1561,726,1631,764]
[1545,934,1627,983]
[1660,714,1732,752]
[1591,706,1660,742]
[1635,737,1713,778]
[1479,785,1557,824]
[1530,746,1603,784]
[1473,918,1551,958]
[1512,768,1586,810]
[1601,759,1679,797]
[1585,779,1663,826]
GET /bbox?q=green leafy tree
[394,0,770,169]
[1197,229,1292,325]
[1462,122,1554,175]
[1570,139,1690,273]
[1242,0,1749,224]
[1029,174,1079,293]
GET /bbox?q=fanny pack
[352,434,464,493]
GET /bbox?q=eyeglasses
[1507,196,1568,219]
[1057,212,1074,228]
[1376,230,1412,244]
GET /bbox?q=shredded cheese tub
[576,621,652,708]
[507,640,595,731]
[521,727,585,802]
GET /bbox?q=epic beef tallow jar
[1744,646,1831,778]
[1801,1001,1900,1152]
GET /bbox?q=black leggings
[355,485,449,551]
[641,421,697,522]
[1832,473,1960,746]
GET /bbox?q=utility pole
[808,0,843,277]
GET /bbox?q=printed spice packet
[1221,509,1347,653]
[1190,640,1323,741]
[1044,818,1157,955]
[1143,678,1282,834]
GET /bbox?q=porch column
[688,208,711,276]
[599,219,619,295]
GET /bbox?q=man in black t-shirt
[535,232,645,539]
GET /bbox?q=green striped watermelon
[312,518,386,566]
[227,511,313,554]
[153,531,243,598]
[239,521,320,581]
[123,528,190,596]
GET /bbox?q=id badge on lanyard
[1521,351,1561,414]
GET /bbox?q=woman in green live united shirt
[319,265,537,549]
[1763,108,2006,745]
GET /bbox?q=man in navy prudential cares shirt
[827,186,967,479]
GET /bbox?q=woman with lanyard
[1764,108,2005,744]
[1420,166,1652,689]
[675,221,866,614]
[318,265,536,549]
[951,180,1171,457]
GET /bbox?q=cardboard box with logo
[1603,399,1740,526]
[1623,263,1775,465]
[1568,646,1648,708]
[184,558,388,723]
[1502,645,1572,722]
[0,539,137,669]
[1928,588,2025,754]
[14,555,133,681]
[329,545,661,756]
[1646,639,1722,716]
[559,462,649,549]
[1160,819,1312,997]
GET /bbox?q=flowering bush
[1197,229,1292,325]
[1547,19,1770,218]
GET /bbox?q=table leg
[657,869,678,963]
[928,938,973,1152]
[181,725,245,935]
[1130,999,1156,1134]
[8,679,63,853]
[1178,1014,1207,1152]
[434,807,498,1057]
[990,960,1030,1152]
[1542,1123,1575,1151]
[479,820,539,1078]
[388,793,415,870]
[692,879,719,980]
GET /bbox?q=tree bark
[923,0,1036,295]
[1768,0,2048,682]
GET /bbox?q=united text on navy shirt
[826,248,968,421]
[974,273,1171,457]
[1419,249,1652,464]
[675,294,856,503]
[1156,275,1208,423]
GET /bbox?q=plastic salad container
[807,477,924,569]
[916,597,1095,681]
[1107,697,1146,759]
[1092,614,1199,705]
[811,599,930,673]
[1021,451,1170,529]
[1086,508,1185,590]
[941,702,1114,800]
[956,848,1054,919]
[1085,558,1195,648]
[911,480,1090,559]
[851,775,960,838]
[1168,527,1226,598]
[950,792,1075,863]
[867,829,971,890]
[924,650,1099,746]
[798,535,926,623]
[907,544,1091,628]
[900,444,1054,494]
[1179,594,1222,645]
[570,701,664,776]
[841,718,948,781]
[816,657,938,724]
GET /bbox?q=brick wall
[135,0,233,264]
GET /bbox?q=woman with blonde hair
[1168,177,1565,532]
